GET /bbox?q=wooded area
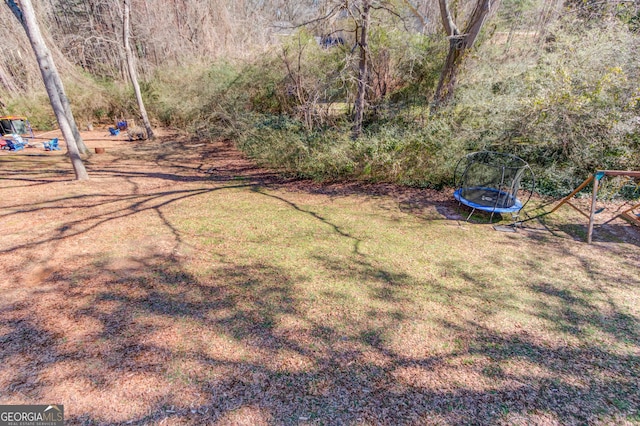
[1,0,639,191]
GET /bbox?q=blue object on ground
[454,187,524,214]
[44,138,60,151]
[109,127,120,136]
[4,140,24,151]
[453,151,535,223]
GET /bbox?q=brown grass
[0,129,638,425]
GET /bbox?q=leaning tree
[122,0,154,140]
[5,0,88,179]
[433,0,500,108]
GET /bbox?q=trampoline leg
[511,213,521,227]
[466,208,476,221]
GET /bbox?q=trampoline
[453,151,535,222]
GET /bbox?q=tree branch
[438,0,459,36]
[401,0,428,30]
[272,3,345,30]
[5,0,24,25]
[464,0,500,48]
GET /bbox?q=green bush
[88,16,639,196]
[448,19,640,195]
[5,93,56,130]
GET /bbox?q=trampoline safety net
[454,151,534,215]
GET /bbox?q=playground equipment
[453,151,535,223]
[547,170,640,243]
[0,116,34,139]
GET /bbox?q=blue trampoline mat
[454,187,523,214]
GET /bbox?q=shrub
[436,18,640,195]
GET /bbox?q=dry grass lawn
[0,129,639,425]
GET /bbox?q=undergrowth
[6,9,639,197]
[175,16,635,196]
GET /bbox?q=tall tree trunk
[50,67,89,155]
[41,27,89,154]
[433,0,499,109]
[433,37,465,107]
[5,0,88,180]
[352,0,370,139]
[123,0,154,140]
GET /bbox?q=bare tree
[278,0,402,137]
[49,63,90,155]
[432,0,500,108]
[123,0,154,139]
[352,0,371,139]
[5,0,88,180]
[8,1,90,155]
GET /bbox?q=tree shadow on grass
[1,247,638,425]
[1,138,638,424]
[0,184,253,257]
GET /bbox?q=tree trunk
[50,70,90,155]
[433,38,465,107]
[39,20,89,155]
[6,0,88,180]
[123,0,154,140]
[352,0,370,139]
[433,0,499,108]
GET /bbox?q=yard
[0,130,638,425]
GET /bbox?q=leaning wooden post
[587,171,604,244]
[550,175,594,213]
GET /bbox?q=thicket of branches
[1,0,639,193]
